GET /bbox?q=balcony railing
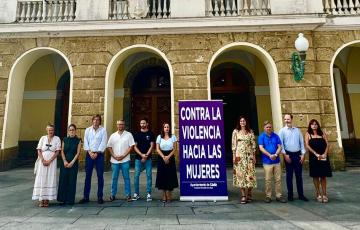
[109,0,171,20]
[16,0,76,23]
[206,0,271,17]
[323,0,360,15]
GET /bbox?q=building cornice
[0,15,327,38]
[315,17,360,31]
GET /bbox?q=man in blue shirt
[79,114,107,204]
[258,121,286,203]
[279,114,308,202]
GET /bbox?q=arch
[330,40,360,148]
[207,42,282,132]
[124,57,168,88]
[104,44,174,133]
[1,47,74,149]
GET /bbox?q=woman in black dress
[155,122,178,202]
[57,124,82,205]
[305,119,332,203]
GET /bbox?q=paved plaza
[0,167,360,229]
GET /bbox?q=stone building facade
[1,0,360,171]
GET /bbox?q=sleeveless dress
[57,136,81,204]
[308,135,332,178]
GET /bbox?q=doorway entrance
[130,66,171,135]
[211,62,258,165]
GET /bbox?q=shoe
[322,195,329,203]
[132,193,140,201]
[79,198,89,204]
[264,197,272,203]
[316,195,323,202]
[43,200,49,207]
[288,196,294,202]
[146,193,152,202]
[38,201,44,207]
[247,194,253,203]
[97,198,104,204]
[276,197,287,203]
[109,195,116,202]
[299,196,309,202]
[126,196,132,202]
[240,196,247,204]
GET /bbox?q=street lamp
[291,33,309,82]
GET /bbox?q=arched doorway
[208,43,281,166]
[55,71,71,139]
[2,48,73,168]
[104,45,174,136]
[129,65,171,135]
[331,42,360,167]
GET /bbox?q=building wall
[346,48,360,138]
[2,31,360,170]
[19,55,65,140]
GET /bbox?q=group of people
[232,114,332,204]
[32,112,332,207]
[32,115,178,207]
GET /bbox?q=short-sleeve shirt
[156,135,177,151]
[134,130,155,160]
[107,130,135,164]
[258,131,281,165]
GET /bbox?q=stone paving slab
[106,224,160,230]
[126,214,179,225]
[99,207,147,216]
[147,206,193,215]
[213,221,301,230]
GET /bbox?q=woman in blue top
[155,122,178,202]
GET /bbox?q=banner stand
[179,100,228,202]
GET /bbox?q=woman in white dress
[32,124,61,207]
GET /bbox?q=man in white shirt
[107,119,135,202]
[79,114,107,204]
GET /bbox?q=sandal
[316,195,322,203]
[240,196,247,204]
[161,193,166,203]
[322,195,329,203]
[247,194,253,203]
[43,200,49,207]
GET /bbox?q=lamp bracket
[291,52,305,82]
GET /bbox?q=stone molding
[0,15,326,38]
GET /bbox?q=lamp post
[291,33,309,82]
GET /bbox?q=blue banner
[179,100,228,201]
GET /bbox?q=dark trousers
[83,152,104,200]
[284,150,304,198]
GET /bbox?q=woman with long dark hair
[305,119,332,203]
[155,122,178,202]
[231,116,257,204]
[57,124,82,205]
